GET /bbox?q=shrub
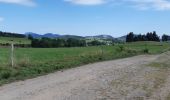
[0,71,11,79]
[116,45,125,52]
[125,48,138,54]
[143,48,149,53]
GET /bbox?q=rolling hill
[0,37,31,45]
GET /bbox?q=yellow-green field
[0,37,31,44]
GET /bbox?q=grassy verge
[0,41,169,85]
[145,51,170,98]
[148,51,170,69]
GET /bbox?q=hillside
[25,32,114,41]
[0,32,122,47]
[85,35,114,40]
[59,35,85,39]
[115,35,126,42]
[25,32,60,38]
[25,33,117,45]
[0,37,31,45]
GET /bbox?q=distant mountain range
[25,32,126,42]
[86,35,114,40]
[25,32,60,38]
[115,35,126,42]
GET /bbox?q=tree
[126,31,160,42]
[152,31,160,41]
[31,39,39,47]
[162,34,169,41]
[146,32,153,41]
[31,38,86,48]
[126,32,134,42]
[28,34,33,40]
[57,39,66,47]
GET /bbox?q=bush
[116,45,125,52]
[0,71,11,79]
[125,48,138,54]
[143,48,149,53]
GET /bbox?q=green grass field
[0,37,31,44]
[0,41,169,85]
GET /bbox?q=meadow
[0,41,169,85]
[0,37,31,44]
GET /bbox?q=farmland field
[0,37,31,44]
[0,41,169,85]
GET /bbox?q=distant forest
[126,31,170,42]
[31,37,86,48]
[30,37,106,48]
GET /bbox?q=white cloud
[64,0,106,5]
[125,0,170,10]
[0,0,35,6]
[64,0,170,10]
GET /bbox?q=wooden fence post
[11,43,14,67]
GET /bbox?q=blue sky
[0,0,170,37]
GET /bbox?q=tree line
[0,31,26,38]
[30,37,109,48]
[126,31,170,42]
[162,34,170,41]
[31,38,86,48]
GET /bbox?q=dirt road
[0,53,170,100]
